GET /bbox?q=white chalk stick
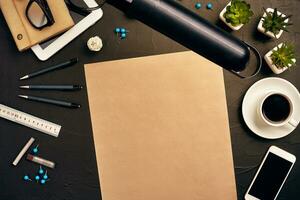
[13,137,35,166]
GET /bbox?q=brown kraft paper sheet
[85,51,237,200]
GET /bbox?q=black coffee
[262,94,291,122]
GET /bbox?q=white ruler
[0,104,61,137]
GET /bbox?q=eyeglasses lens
[27,2,48,28]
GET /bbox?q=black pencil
[20,58,78,80]
[19,85,83,91]
[18,95,81,108]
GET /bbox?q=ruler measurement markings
[0,104,61,137]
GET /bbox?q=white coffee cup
[258,91,298,127]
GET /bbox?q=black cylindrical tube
[108,0,250,72]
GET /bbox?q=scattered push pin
[195,3,202,9]
[40,179,47,185]
[23,175,32,181]
[121,33,127,39]
[43,171,48,180]
[114,27,128,39]
[35,175,40,182]
[207,3,213,10]
[114,27,121,34]
[38,166,44,175]
[120,28,126,33]
[32,144,39,154]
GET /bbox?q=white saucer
[242,77,300,139]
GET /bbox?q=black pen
[18,95,81,108]
[19,85,83,91]
[20,58,78,80]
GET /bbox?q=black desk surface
[0,0,299,199]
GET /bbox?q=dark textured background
[0,0,299,199]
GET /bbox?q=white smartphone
[245,146,296,200]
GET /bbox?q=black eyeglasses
[26,0,55,30]
[65,0,106,16]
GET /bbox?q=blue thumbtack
[35,175,40,182]
[195,3,202,9]
[207,3,213,10]
[43,171,48,180]
[32,144,39,154]
[23,175,32,181]
[115,27,121,33]
[120,28,126,33]
[39,166,44,175]
[40,179,46,185]
[121,33,127,39]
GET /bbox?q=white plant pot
[257,8,289,39]
[219,1,244,31]
[264,43,296,74]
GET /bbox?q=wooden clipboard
[0,0,74,51]
[85,51,237,200]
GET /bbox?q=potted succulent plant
[264,42,296,74]
[219,0,253,31]
[257,8,292,39]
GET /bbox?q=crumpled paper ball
[87,36,103,52]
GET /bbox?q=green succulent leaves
[223,0,253,26]
[271,43,296,69]
[262,8,292,35]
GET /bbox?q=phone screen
[248,152,293,200]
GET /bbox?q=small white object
[219,2,244,31]
[31,0,103,61]
[87,36,103,51]
[257,8,289,39]
[242,77,300,139]
[12,137,35,166]
[245,146,296,200]
[264,43,296,74]
[0,104,61,137]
